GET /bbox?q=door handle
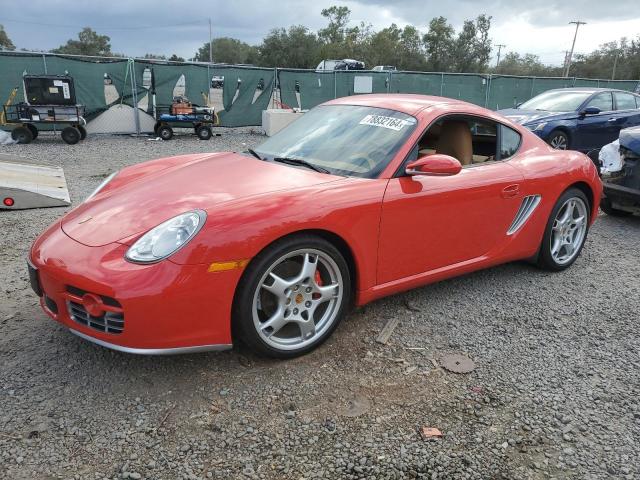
[501,184,520,198]
[607,118,617,122]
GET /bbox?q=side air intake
[507,195,541,235]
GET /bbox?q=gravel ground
[1,132,639,480]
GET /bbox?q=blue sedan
[499,88,640,151]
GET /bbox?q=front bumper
[29,222,240,353]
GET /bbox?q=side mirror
[580,106,601,116]
[406,154,462,176]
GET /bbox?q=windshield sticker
[359,114,415,131]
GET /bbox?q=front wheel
[537,188,590,271]
[11,126,33,144]
[233,235,351,358]
[547,130,569,150]
[157,125,173,140]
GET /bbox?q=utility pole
[612,50,619,80]
[564,21,586,77]
[495,44,506,68]
[208,18,213,64]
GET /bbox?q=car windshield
[254,105,417,178]
[519,90,593,112]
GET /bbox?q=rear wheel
[158,125,173,140]
[196,125,212,140]
[233,235,351,358]
[11,126,33,144]
[61,126,81,145]
[537,188,590,271]
[26,124,38,140]
[547,130,569,150]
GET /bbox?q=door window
[408,115,520,169]
[585,92,613,111]
[614,92,638,110]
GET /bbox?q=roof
[545,87,637,94]
[326,93,466,115]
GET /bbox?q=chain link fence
[1,51,639,135]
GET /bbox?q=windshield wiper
[245,148,263,160]
[272,157,330,174]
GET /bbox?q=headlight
[85,171,118,202]
[525,122,547,132]
[125,210,206,264]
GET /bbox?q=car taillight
[3,197,14,207]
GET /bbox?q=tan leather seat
[435,121,473,166]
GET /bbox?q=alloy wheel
[252,249,343,351]
[550,197,588,265]
[550,134,567,150]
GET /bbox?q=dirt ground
[1,133,639,480]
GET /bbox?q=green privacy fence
[1,52,639,133]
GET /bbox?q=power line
[0,17,205,30]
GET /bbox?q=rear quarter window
[500,125,521,159]
[615,92,638,110]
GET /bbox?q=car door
[613,91,640,132]
[377,120,525,285]
[575,92,616,150]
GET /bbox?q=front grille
[65,286,124,334]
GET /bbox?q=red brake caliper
[313,270,323,299]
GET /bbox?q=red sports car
[29,94,602,358]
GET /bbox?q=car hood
[498,108,574,125]
[619,125,640,155]
[62,152,342,247]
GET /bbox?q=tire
[547,130,570,150]
[158,125,173,141]
[61,126,81,145]
[232,235,352,358]
[537,188,590,271]
[600,197,632,217]
[11,126,33,144]
[196,125,212,140]
[26,124,38,140]
[77,125,87,140]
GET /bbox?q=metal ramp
[0,154,71,210]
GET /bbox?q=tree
[51,28,112,56]
[168,54,185,62]
[366,24,426,70]
[398,26,427,71]
[423,17,454,71]
[570,36,640,80]
[493,52,562,76]
[451,15,492,73]
[0,24,15,51]
[258,25,320,68]
[318,6,351,45]
[194,37,258,64]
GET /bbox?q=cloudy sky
[1,0,638,65]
